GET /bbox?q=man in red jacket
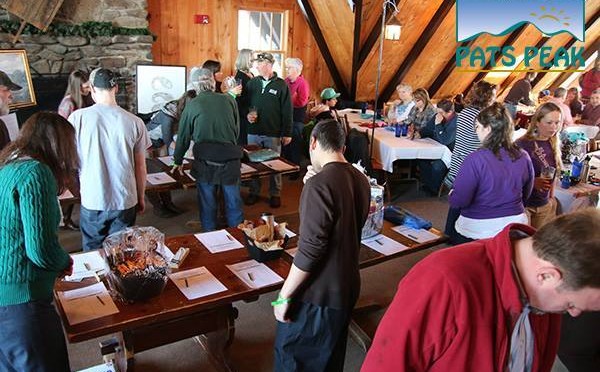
[362,208,600,372]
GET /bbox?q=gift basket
[355,163,385,240]
[238,217,288,262]
[561,131,588,165]
[103,226,170,302]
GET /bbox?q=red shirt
[285,75,310,108]
[580,70,600,99]
[362,224,561,372]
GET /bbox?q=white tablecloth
[341,110,452,173]
[554,180,600,214]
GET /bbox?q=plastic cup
[540,166,556,180]
[394,123,401,138]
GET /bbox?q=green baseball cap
[320,87,340,100]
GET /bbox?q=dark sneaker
[245,194,259,205]
[269,196,281,208]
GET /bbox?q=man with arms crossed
[272,119,370,371]
[69,68,150,251]
[362,208,600,371]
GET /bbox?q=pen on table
[184,278,189,288]
[407,234,418,240]
[84,263,91,271]
[95,295,105,306]
[374,238,384,246]
[226,234,234,241]
[247,272,254,281]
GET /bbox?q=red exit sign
[194,14,209,24]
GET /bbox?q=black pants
[274,301,351,372]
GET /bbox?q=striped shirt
[443,106,482,188]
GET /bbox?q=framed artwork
[136,64,187,114]
[0,50,37,109]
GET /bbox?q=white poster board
[136,65,187,114]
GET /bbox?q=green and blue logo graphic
[457,0,584,42]
[455,0,586,70]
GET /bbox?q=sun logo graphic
[456,0,584,42]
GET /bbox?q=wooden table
[55,208,446,371]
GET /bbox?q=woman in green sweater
[0,112,77,371]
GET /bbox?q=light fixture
[370,0,401,166]
[384,17,402,40]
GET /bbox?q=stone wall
[0,0,151,111]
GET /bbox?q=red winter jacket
[362,224,561,372]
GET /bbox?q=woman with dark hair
[57,69,92,230]
[443,80,496,243]
[234,49,254,145]
[202,59,223,93]
[566,86,584,117]
[145,90,197,218]
[0,112,76,371]
[448,103,534,243]
[516,102,563,228]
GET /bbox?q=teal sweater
[0,159,70,306]
[173,91,240,165]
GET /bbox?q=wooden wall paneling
[305,0,354,84]
[356,0,442,102]
[147,0,162,64]
[435,24,541,98]
[401,6,457,96]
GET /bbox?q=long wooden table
[55,209,446,371]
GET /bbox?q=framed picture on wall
[0,50,37,109]
[136,64,187,114]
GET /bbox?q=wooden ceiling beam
[297,0,350,98]
[379,0,455,104]
[497,36,550,96]
[350,0,363,100]
[356,0,401,70]
[428,40,476,97]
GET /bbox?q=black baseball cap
[0,70,22,90]
[90,68,118,89]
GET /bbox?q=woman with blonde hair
[515,102,563,228]
[0,112,76,371]
[234,49,254,145]
[406,88,436,136]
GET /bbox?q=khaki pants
[527,198,557,229]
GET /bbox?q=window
[238,10,287,76]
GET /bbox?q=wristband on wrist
[271,295,292,306]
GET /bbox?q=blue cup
[401,123,409,136]
[361,103,367,114]
[394,123,401,137]
[560,177,570,189]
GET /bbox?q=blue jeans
[418,159,448,194]
[0,299,70,372]
[281,121,304,166]
[247,134,282,197]
[274,301,351,372]
[197,182,243,231]
[80,206,137,251]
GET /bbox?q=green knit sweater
[0,159,70,306]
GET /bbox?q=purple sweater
[515,139,556,207]
[449,148,534,219]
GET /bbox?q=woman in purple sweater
[515,102,563,228]
[449,103,534,243]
